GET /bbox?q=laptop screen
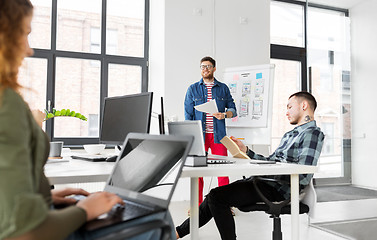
[105,133,192,208]
[168,120,206,157]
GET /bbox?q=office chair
[238,176,317,240]
[96,219,172,240]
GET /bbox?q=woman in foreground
[0,1,174,239]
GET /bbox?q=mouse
[106,155,118,162]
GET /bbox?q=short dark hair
[200,56,216,67]
[289,91,317,111]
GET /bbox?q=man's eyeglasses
[200,65,213,70]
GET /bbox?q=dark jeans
[176,177,285,240]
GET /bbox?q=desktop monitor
[158,97,165,134]
[99,92,153,145]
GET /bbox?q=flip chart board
[224,64,275,128]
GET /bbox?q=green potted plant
[44,108,88,159]
[44,108,87,122]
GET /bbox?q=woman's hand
[31,110,45,128]
[76,191,124,221]
[51,188,89,206]
[230,136,247,153]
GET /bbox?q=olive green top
[0,88,86,239]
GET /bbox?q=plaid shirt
[246,120,324,199]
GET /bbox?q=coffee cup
[49,141,64,158]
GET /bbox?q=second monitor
[100,92,153,146]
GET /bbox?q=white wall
[150,0,270,200]
[150,0,270,122]
[350,0,377,188]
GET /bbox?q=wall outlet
[239,17,248,24]
[193,8,202,16]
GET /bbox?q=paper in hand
[194,99,218,114]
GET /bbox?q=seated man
[175,91,325,240]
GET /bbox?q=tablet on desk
[249,159,276,164]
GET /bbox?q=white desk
[45,156,317,240]
[45,158,115,185]
[181,157,317,240]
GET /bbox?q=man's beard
[202,72,214,80]
[289,118,298,125]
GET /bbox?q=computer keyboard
[71,154,108,162]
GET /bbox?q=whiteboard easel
[223,64,275,146]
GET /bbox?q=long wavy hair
[0,0,33,92]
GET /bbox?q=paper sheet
[194,99,218,114]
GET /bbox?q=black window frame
[30,0,150,146]
[270,0,308,90]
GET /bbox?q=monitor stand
[185,155,207,167]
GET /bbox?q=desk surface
[45,155,317,184]
[45,158,115,184]
[182,156,317,240]
[181,158,317,178]
[45,154,316,240]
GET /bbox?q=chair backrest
[300,178,317,218]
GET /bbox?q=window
[271,1,305,47]
[57,0,102,53]
[106,29,118,55]
[18,57,48,131]
[23,0,150,145]
[107,0,145,57]
[90,27,101,54]
[29,0,51,49]
[54,58,101,138]
[108,64,142,97]
[271,0,351,183]
[321,122,335,155]
[308,6,351,180]
[270,59,301,150]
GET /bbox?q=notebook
[168,121,235,165]
[220,136,250,159]
[83,133,193,231]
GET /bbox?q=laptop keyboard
[207,159,235,164]
[103,201,155,221]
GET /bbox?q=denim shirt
[184,78,237,143]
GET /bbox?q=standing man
[184,56,237,205]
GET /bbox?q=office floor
[169,199,377,240]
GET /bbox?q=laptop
[167,121,235,166]
[83,133,193,231]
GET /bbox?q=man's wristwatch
[224,112,227,119]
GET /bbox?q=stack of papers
[194,99,218,114]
